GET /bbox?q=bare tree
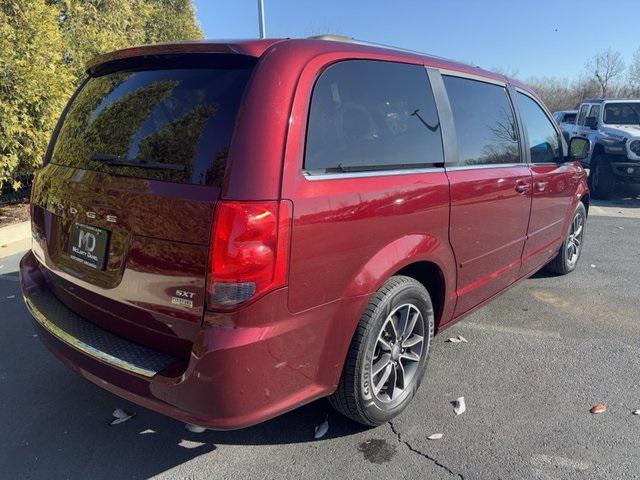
[524,76,599,112]
[628,48,640,96]
[491,66,521,80]
[585,49,625,98]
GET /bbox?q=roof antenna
[258,0,266,38]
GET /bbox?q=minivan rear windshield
[49,55,256,186]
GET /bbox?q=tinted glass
[443,76,520,166]
[51,56,256,186]
[305,60,444,173]
[577,104,589,125]
[588,105,600,121]
[563,113,577,123]
[516,93,561,164]
[603,102,640,125]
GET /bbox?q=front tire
[589,155,616,199]
[546,202,586,275]
[329,276,434,426]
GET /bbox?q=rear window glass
[305,60,444,173]
[50,56,256,186]
[443,76,520,166]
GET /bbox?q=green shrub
[0,0,202,192]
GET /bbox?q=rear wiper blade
[89,152,185,172]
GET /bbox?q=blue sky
[194,0,640,80]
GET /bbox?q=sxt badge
[171,289,196,308]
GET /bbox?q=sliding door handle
[515,181,531,194]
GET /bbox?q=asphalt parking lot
[1,186,639,480]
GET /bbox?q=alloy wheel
[567,211,584,266]
[370,303,425,403]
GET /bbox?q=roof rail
[307,34,352,42]
[307,34,478,69]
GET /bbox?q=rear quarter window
[50,55,256,186]
[304,60,444,174]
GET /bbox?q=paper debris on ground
[178,439,206,449]
[447,335,468,343]
[185,423,206,433]
[110,408,135,425]
[453,397,466,415]
[632,410,640,416]
[590,403,606,414]
[427,433,444,440]
[314,418,329,439]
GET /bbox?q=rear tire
[328,276,434,426]
[589,155,616,199]
[546,202,586,275]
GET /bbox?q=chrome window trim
[446,163,525,171]
[439,69,507,86]
[303,166,444,181]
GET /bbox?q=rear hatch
[31,53,256,358]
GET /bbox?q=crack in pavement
[388,421,464,479]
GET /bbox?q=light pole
[258,0,266,38]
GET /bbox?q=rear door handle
[515,180,531,194]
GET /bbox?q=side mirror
[585,116,598,129]
[569,136,590,161]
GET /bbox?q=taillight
[206,201,292,309]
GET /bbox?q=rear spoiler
[86,39,282,76]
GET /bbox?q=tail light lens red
[206,201,292,309]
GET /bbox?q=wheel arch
[394,261,447,330]
[344,233,457,330]
[592,142,606,159]
[580,192,590,216]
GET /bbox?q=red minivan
[20,37,590,429]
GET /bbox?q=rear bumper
[20,250,367,429]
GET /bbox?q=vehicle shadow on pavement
[0,269,367,479]
[589,183,640,209]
